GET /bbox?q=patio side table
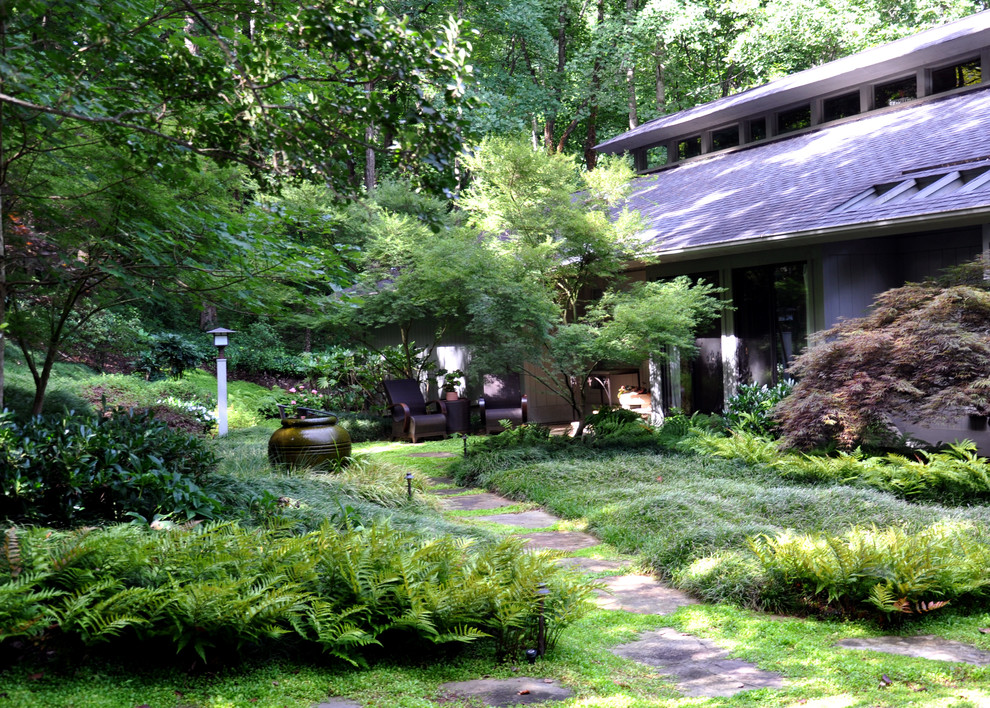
[444,399,471,434]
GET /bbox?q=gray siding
[821,227,981,326]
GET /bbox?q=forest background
[3,0,989,417]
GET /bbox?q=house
[560,10,990,445]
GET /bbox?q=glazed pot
[268,416,352,470]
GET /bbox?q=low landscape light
[207,328,236,436]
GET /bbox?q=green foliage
[334,414,390,444]
[750,522,990,618]
[0,520,596,663]
[724,379,794,436]
[682,429,990,501]
[0,409,219,525]
[584,407,654,440]
[228,322,301,377]
[133,333,211,381]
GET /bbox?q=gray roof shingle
[628,87,990,256]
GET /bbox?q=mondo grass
[453,446,990,611]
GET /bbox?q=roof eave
[645,206,990,264]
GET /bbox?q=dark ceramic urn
[268,416,352,470]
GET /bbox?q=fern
[752,522,990,618]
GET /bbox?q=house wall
[821,226,982,325]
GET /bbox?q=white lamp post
[207,328,235,436]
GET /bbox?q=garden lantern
[207,328,235,436]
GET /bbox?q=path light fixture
[406,472,414,501]
[207,328,235,436]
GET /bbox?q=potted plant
[440,368,465,400]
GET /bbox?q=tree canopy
[0,0,477,410]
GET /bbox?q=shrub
[228,321,303,376]
[133,333,210,381]
[750,522,990,619]
[0,521,597,662]
[671,550,768,609]
[723,379,793,436]
[0,409,219,525]
[584,406,654,440]
[776,270,990,450]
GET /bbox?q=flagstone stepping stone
[439,678,573,706]
[836,635,990,665]
[428,476,456,485]
[612,628,784,698]
[517,531,600,551]
[472,510,561,528]
[407,451,456,458]
[444,493,517,510]
[432,487,469,496]
[314,699,361,708]
[596,575,698,614]
[555,557,630,573]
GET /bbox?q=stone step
[470,510,561,528]
[439,677,573,706]
[612,628,784,698]
[836,635,990,665]
[443,493,518,511]
[595,575,698,615]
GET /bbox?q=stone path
[314,456,990,707]
[443,493,517,511]
[430,477,778,704]
[836,635,990,665]
[472,510,561,528]
[611,628,784,698]
[439,678,574,706]
[596,575,698,614]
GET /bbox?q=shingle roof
[597,10,990,154]
[627,87,990,257]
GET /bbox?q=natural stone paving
[428,476,455,485]
[443,493,518,510]
[313,699,361,708]
[517,530,600,551]
[596,575,698,614]
[427,481,779,700]
[836,635,990,665]
[555,557,630,573]
[472,510,561,528]
[439,678,574,706]
[611,628,784,698]
[431,487,470,496]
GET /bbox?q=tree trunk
[654,41,666,114]
[24,277,90,415]
[583,0,604,169]
[364,81,376,191]
[0,17,7,412]
[625,0,638,130]
[199,302,218,331]
[545,2,569,151]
